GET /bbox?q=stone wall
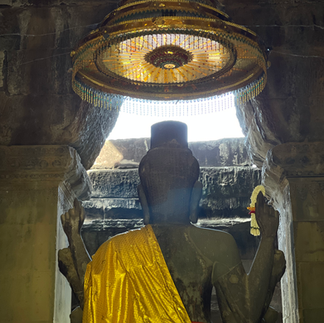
[83,138,261,246]
[84,166,261,226]
[0,0,121,170]
[92,137,251,169]
[82,137,260,255]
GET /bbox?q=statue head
[138,121,202,225]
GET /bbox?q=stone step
[88,166,260,198]
[84,166,261,219]
[88,169,139,198]
[83,197,142,219]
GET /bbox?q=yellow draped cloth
[82,225,192,323]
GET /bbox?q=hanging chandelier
[71,0,268,113]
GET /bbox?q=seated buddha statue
[60,121,285,323]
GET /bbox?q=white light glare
[108,93,244,142]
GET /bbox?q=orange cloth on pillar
[82,225,192,323]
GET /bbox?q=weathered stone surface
[0,145,92,323]
[92,138,251,169]
[196,219,260,260]
[69,102,120,170]
[222,1,324,167]
[86,166,261,218]
[91,141,124,169]
[222,4,324,317]
[0,145,92,200]
[83,198,142,219]
[91,138,149,169]
[0,52,5,88]
[88,169,140,198]
[263,142,324,323]
[190,138,251,167]
[0,3,120,169]
[200,166,261,217]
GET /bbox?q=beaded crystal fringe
[73,80,124,110]
[121,93,234,116]
[72,72,266,115]
[234,72,267,106]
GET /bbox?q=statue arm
[213,192,285,323]
[59,198,91,308]
[261,248,286,322]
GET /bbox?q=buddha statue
[59,121,285,323]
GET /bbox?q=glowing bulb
[164,63,176,69]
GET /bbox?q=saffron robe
[82,225,193,323]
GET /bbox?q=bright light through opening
[108,94,244,142]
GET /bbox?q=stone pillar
[264,142,324,323]
[0,146,91,323]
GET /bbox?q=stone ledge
[85,166,260,219]
[265,142,324,179]
[263,142,324,206]
[88,166,260,199]
[0,145,92,199]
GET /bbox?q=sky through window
[108,94,244,142]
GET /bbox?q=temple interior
[0,0,324,322]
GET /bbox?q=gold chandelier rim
[73,15,261,58]
[100,0,231,26]
[76,64,265,101]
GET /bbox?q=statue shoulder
[94,227,145,257]
[189,226,238,249]
[189,226,241,271]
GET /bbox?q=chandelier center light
[145,45,192,70]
